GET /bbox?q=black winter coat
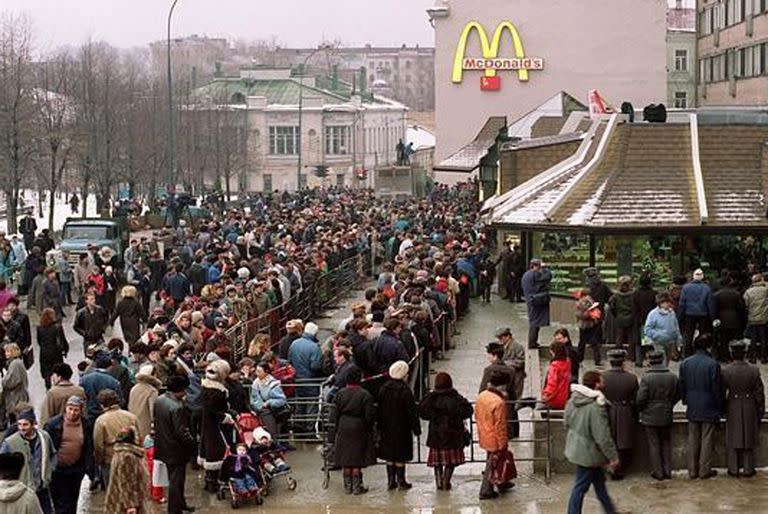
[602,367,639,450]
[722,360,765,449]
[637,365,680,426]
[36,324,67,379]
[713,286,746,332]
[110,297,146,345]
[418,388,472,450]
[332,385,376,468]
[634,286,658,328]
[44,414,94,477]
[154,392,196,466]
[278,333,300,361]
[376,379,421,462]
[198,379,230,470]
[373,331,410,374]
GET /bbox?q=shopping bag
[489,449,517,485]
[152,459,169,487]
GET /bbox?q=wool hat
[693,268,704,280]
[237,267,251,280]
[167,374,190,393]
[205,352,221,363]
[389,360,409,380]
[191,311,204,325]
[205,359,231,382]
[494,327,512,338]
[16,409,36,423]
[66,395,84,408]
[93,350,112,369]
[137,365,155,377]
[304,322,319,336]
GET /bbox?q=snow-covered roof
[407,125,435,150]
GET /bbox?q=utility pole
[165,0,180,189]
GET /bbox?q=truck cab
[55,218,129,266]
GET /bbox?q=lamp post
[165,0,180,190]
[296,45,331,190]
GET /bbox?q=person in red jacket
[542,341,572,409]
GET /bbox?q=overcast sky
[4,0,436,50]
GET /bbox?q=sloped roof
[434,116,507,172]
[194,78,351,106]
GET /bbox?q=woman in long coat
[198,359,233,491]
[377,360,421,490]
[418,371,472,491]
[36,308,68,390]
[1,343,29,427]
[105,427,151,514]
[110,285,147,346]
[333,366,376,495]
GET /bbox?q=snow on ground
[0,191,98,236]
[407,124,436,150]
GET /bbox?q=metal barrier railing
[225,254,365,360]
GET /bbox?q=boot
[386,465,397,490]
[434,465,444,490]
[442,465,454,491]
[352,473,368,495]
[396,466,412,490]
[343,473,353,495]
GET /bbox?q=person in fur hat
[198,359,234,492]
[104,427,151,514]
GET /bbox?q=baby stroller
[216,413,265,508]
[251,426,297,494]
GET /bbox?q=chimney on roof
[331,64,338,90]
[359,66,367,94]
[676,0,682,8]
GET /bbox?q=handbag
[21,346,33,370]
[462,427,472,447]
[488,449,517,485]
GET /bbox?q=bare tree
[0,13,36,233]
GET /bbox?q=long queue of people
[0,183,500,513]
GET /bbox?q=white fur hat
[253,426,272,443]
[389,360,409,380]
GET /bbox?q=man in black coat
[479,342,520,438]
[721,340,765,477]
[372,318,410,373]
[73,293,109,349]
[19,210,37,251]
[601,349,638,480]
[712,277,746,362]
[44,396,93,514]
[636,350,679,480]
[154,375,196,514]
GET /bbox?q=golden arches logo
[452,21,543,86]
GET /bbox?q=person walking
[36,308,68,390]
[79,351,123,422]
[743,273,768,364]
[154,374,197,514]
[93,389,139,489]
[40,269,63,320]
[127,366,162,443]
[636,350,679,480]
[0,452,43,513]
[1,343,29,429]
[0,409,56,514]
[40,363,86,425]
[643,292,683,364]
[721,340,765,477]
[43,396,94,514]
[678,269,714,357]
[332,367,376,495]
[73,292,109,350]
[418,371,473,491]
[679,334,722,479]
[521,259,552,349]
[104,427,151,514]
[476,370,512,500]
[110,285,147,346]
[564,371,618,514]
[377,360,421,491]
[600,349,638,480]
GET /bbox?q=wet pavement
[41,294,768,513]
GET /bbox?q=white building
[184,67,407,192]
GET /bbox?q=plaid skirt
[427,448,466,467]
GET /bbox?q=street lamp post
[165,0,180,190]
[296,45,330,190]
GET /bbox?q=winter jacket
[332,385,376,468]
[475,388,508,452]
[522,268,552,328]
[288,334,323,379]
[633,286,658,329]
[636,365,679,426]
[39,381,85,426]
[44,414,94,476]
[80,369,123,421]
[643,307,682,345]
[73,305,109,344]
[93,406,139,465]
[575,294,599,330]
[36,324,68,380]
[601,367,639,450]
[679,350,723,423]
[127,374,161,442]
[163,272,191,301]
[678,280,714,318]
[0,429,56,491]
[419,388,473,450]
[0,479,43,513]
[110,297,146,345]
[372,330,410,373]
[542,358,571,409]
[743,282,768,325]
[1,359,28,422]
[608,291,635,328]
[250,375,287,412]
[376,379,421,462]
[564,384,618,468]
[153,392,196,466]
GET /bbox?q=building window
[700,8,713,35]
[674,49,688,72]
[324,126,350,155]
[268,126,299,155]
[298,174,307,189]
[726,0,745,25]
[263,174,272,192]
[336,174,345,187]
[674,91,688,109]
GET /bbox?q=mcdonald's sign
[452,21,544,90]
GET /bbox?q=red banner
[480,76,501,91]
